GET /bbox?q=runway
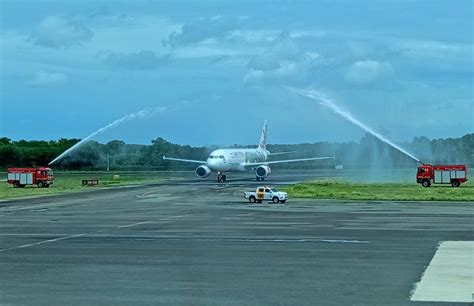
[0,172,472,305]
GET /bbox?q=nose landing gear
[217,172,227,183]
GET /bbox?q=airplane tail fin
[258,120,267,150]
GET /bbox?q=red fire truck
[7,167,54,188]
[416,164,468,187]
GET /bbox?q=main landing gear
[217,172,227,183]
[256,176,265,182]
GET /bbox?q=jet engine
[255,165,271,180]
[195,165,211,178]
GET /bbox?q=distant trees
[0,138,80,168]
[0,133,472,170]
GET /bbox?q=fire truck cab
[416,164,467,187]
[7,167,54,188]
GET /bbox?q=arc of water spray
[48,106,167,165]
[286,87,421,163]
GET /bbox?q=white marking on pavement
[0,216,180,253]
[0,188,155,212]
[0,233,86,252]
[320,239,369,244]
[240,238,369,243]
[411,241,474,303]
[118,221,153,228]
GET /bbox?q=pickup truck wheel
[37,182,44,188]
[451,180,460,187]
[272,197,279,204]
[249,196,256,203]
[421,179,431,187]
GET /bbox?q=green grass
[281,180,474,201]
[0,172,165,200]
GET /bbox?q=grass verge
[0,172,165,200]
[281,180,474,201]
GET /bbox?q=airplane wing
[268,151,296,156]
[162,155,206,164]
[244,156,335,167]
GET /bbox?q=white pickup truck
[244,186,288,204]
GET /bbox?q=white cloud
[345,59,393,84]
[395,39,473,60]
[164,16,240,47]
[243,62,298,83]
[28,71,68,86]
[247,31,302,69]
[227,30,279,43]
[244,32,323,84]
[100,50,169,70]
[30,16,93,48]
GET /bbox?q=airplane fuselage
[162,120,334,182]
[206,148,269,172]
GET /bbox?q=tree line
[0,133,472,171]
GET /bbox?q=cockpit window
[209,154,225,160]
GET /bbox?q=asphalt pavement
[0,172,472,305]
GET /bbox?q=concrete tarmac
[0,172,472,305]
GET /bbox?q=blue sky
[1,0,472,146]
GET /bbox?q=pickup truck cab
[244,186,288,204]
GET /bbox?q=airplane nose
[207,158,219,170]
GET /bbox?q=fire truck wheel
[451,180,460,187]
[37,182,44,188]
[13,182,19,188]
[421,180,431,187]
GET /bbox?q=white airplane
[163,121,334,182]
